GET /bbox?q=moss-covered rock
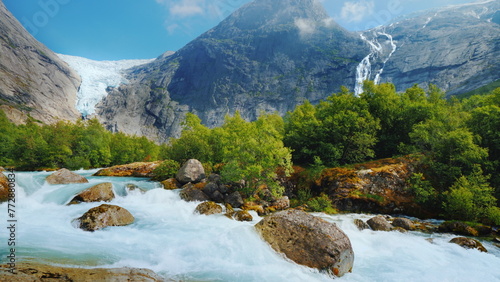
[392,218,416,231]
[93,162,162,177]
[76,204,134,232]
[234,210,253,222]
[0,173,9,203]
[46,168,89,185]
[0,262,163,281]
[68,182,115,205]
[449,237,487,252]
[438,221,479,237]
[195,201,223,215]
[255,209,354,277]
[161,178,180,190]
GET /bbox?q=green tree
[443,166,498,223]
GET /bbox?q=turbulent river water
[1,170,500,281]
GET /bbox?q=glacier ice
[57,54,154,117]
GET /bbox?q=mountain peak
[216,0,335,32]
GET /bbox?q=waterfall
[354,29,398,96]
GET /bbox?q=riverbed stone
[449,237,487,252]
[46,168,89,184]
[225,191,244,208]
[68,182,115,205]
[195,201,223,215]
[367,215,393,231]
[255,209,354,277]
[234,210,253,222]
[77,204,134,232]
[93,161,162,177]
[161,178,180,190]
[179,184,210,202]
[392,218,416,231]
[354,219,370,231]
[0,173,9,202]
[176,159,205,184]
[438,221,479,237]
[0,262,164,281]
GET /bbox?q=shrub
[307,193,337,214]
[152,159,180,181]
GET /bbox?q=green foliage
[408,173,437,205]
[152,159,180,181]
[443,166,497,223]
[0,113,162,170]
[285,87,380,166]
[307,193,337,214]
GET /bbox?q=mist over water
[1,171,499,281]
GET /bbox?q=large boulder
[179,184,210,202]
[0,262,163,281]
[68,183,115,205]
[0,173,9,202]
[255,209,354,277]
[176,159,205,184]
[367,215,393,231]
[225,191,244,208]
[93,161,162,177]
[194,201,223,215]
[450,237,487,252]
[438,221,479,237]
[392,218,416,231]
[76,204,134,232]
[46,169,89,185]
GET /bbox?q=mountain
[96,0,369,141]
[0,1,81,124]
[358,0,499,95]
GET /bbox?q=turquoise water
[1,170,500,281]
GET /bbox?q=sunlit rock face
[96,0,368,141]
[0,2,81,124]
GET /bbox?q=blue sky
[3,0,476,61]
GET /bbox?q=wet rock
[392,218,416,231]
[68,182,115,205]
[161,178,180,190]
[225,191,244,208]
[194,201,223,215]
[354,219,370,231]
[367,215,393,231]
[224,203,235,219]
[0,173,9,203]
[438,221,479,237]
[46,168,89,185]
[270,196,290,211]
[125,184,147,194]
[234,210,253,222]
[0,262,164,281]
[255,209,354,277]
[242,202,266,216]
[449,237,487,252]
[202,182,219,197]
[176,159,205,184]
[77,204,134,232]
[179,184,210,202]
[93,162,162,177]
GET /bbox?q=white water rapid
[354,29,397,96]
[57,54,154,118]
[1,171,500,281]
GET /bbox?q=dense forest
[1,82,499,224]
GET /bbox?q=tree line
[1,82,499,224]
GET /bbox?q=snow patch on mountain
[57,54,154,117]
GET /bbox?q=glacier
[57,54,154,117]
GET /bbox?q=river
[1,170,499,281]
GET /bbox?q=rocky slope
[96,0,369,141]
[0,1,81,124]
[359,0,499,95]
[96,0,499,141]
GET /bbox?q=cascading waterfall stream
[354,29,397,96]
[1,170,500,281]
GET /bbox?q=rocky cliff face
[96,0,369,141]
[0,1,80,124]
[359,0,499,95]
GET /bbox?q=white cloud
[339,1,375,23]
[295,18,317,37]
[170,1,204,17]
